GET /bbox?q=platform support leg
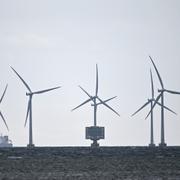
[91,140,99,148]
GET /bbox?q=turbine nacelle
[91,96,117,107]
[92,96,97,100]
[158,89,165,93]
[26,92,33,96]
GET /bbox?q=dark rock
[0,146,180,179]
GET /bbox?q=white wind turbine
[146,56,180,147]
[132,69,176,147]
[72,64,120,146]
[11,67,60,147]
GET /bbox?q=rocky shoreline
[0,146,180,179]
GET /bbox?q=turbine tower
[147,56,180,147]
[132,69,176,147]
[11,67,60,148]
[72,64,120,147]
[0,85,9,131]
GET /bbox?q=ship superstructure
[0,135,12,147]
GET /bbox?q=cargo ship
[0,135,13,147]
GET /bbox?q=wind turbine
[72,64,120,147]
[11,67,60,148]
[0,85,9,131]
[146,56,180,147]
[132,69,176,147]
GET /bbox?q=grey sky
[0,0,180,146]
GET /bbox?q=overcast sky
[0,0,180,146]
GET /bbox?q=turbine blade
[0,84,8,104]
[156,102,177,115]
[79,86,92,99]
[0,111,9,131]
[150,69,154,99]
[71,98,93,111]
[145,92,162,119]
[95,64,98,96]
[33,86,61,95]
[96,96,117,105]
[165,89,180,95]
[11,66,32,92]
[149,56,164,89]
[131,101,151,117]
[24,99,31,127]
[97,97,120,116]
